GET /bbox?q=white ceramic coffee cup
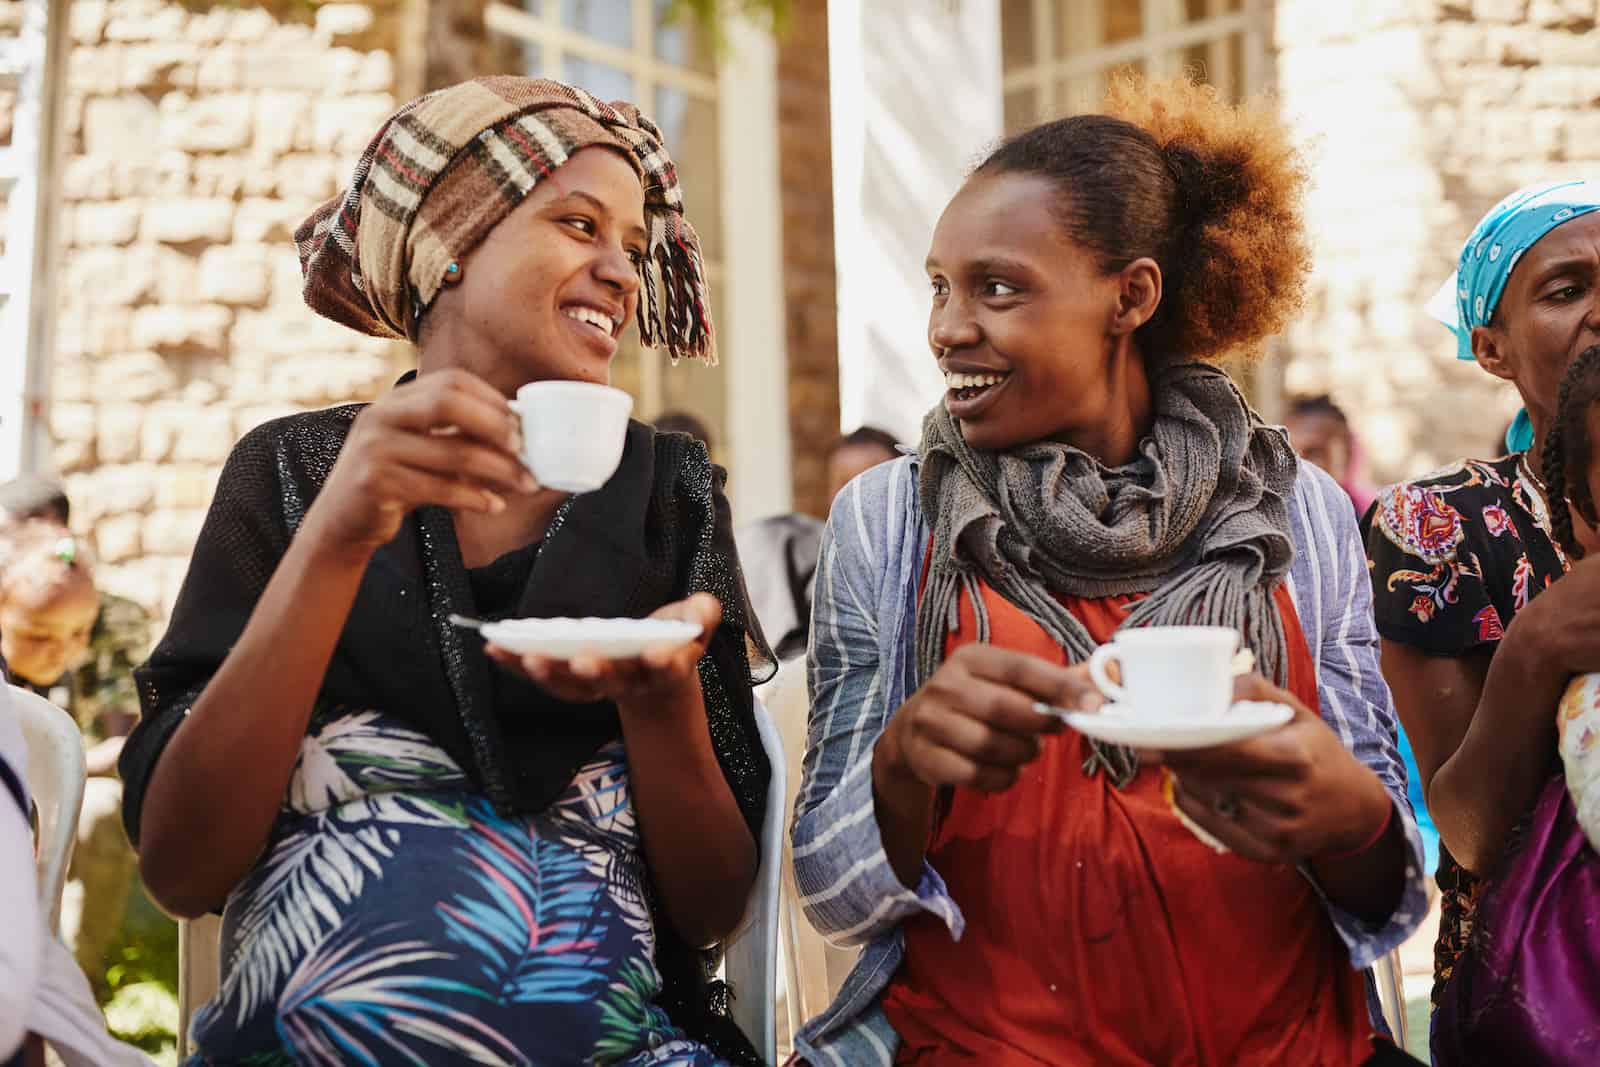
[509,381,633,493]
[1086,626,1242,719]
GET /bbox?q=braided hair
[1540,344,1600,557]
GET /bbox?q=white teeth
[564,307,616,334]
[944,371,1007,390]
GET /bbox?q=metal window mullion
[1035,9,1257,83]
[485,2,717,96]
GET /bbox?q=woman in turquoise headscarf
[1368,180,1600,1049]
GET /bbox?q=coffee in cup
[1086,626,1242,719]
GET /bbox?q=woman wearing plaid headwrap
[119,78,771,1066]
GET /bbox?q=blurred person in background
[739,427,901,662]
[1284,394,1378,518]
[0,520,141,992]
[825,426,900,504]
[654,410,714,452]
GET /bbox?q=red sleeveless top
[880,581,1374,1066]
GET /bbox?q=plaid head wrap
[295,76,715,363]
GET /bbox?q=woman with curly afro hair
[788,75,1428,1066]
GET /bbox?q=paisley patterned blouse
[1365,453,1567,1005]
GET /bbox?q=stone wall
[775,0,839,519]
[48,0,411,615]
[1274,0,1600,484]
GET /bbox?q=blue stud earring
[442,261,462,285]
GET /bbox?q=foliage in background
[100,889,180,1066]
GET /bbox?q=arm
[132,372,533,917]
[1391,628,1564,875]
[790,474,965,946]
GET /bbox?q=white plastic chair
[723,697,786,1064]
[9,683,86,934]
[181,701,788,1063]
[1371,946,1408,1050]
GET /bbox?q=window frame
[482,0,793,519]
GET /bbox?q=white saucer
[478,617,703,659]
[1059,700,1293,750]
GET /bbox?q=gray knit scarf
[916,362,1299,787]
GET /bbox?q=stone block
[82,94,160,156]
[193,154,273,199]
[313,94,394,154]
[234,403,300,437]
[182,378,223,404]
[104,5,185,42]
[95,404,144,464]
[1473,0,1529,17]
[94,514,143,564]
[232,307,358,357]
[155,464,218,510]
[161,92,254,151]
[272,351,389,404]
[142,198,235,243]
[193,45,241,91]
[232,197,306,243]
[223,7,277,43]
[316,4,374,40]
[198,245,273,306]
[94,351,178,402]
[254,91,314,156]
[275,153,338,201]
[71,0,107,44]
[64,247,157,306]
[1519,65,1585,108]
[131,304,232,354]
[139,404,182,462]
[52,434,95,474]
[72,201,142,246]
[170,407,237,463]
[1529,0,1596,26]
[141,509,205,557]
[353,51,394,93]
[183,9,233,44]
[120,42,192,91]
[68,44,120,94]
[154,247,201,304]
[1564,112,1600,161]
[62,157,113,200]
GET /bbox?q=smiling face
[422,146,648,394]
[1474,212,1600,442]
[924,170,1155,457]
[0,570,98,687]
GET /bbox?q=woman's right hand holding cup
[307,368,538,558]
[876,644,1102,794]
[871,645,1100,885]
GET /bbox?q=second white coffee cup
[1087,626,1242,719]
[509,380,634,493]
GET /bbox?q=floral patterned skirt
[186,710,725,1066]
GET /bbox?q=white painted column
[828,0,1003,447]
[718,15,791,524]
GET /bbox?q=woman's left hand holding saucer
[486,593,722,710]
[1147,674,1394,865]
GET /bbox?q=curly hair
[1542,344,1600,558]
[976,73,1311,363]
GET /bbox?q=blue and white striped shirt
[789,455,1428,1066]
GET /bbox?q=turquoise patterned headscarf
[1426,180,1600,454]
